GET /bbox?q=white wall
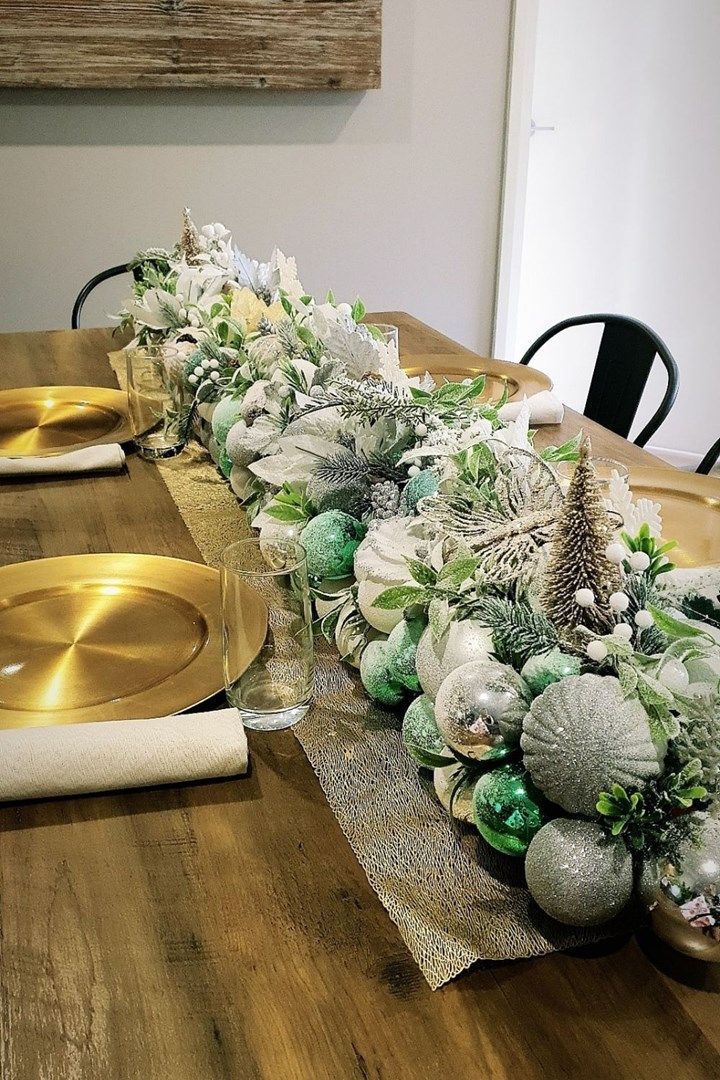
[515,0,720,461]
[0,2,512,357]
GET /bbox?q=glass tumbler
[220,539,314,730]
[370,322,400,353]
[126,345,191,459]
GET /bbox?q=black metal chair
[71,263,130,329]
[697,437,720,475]
[519,314,679,447]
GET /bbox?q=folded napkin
[499,390,564,425]
[0,443,126,478]
[0,708,247,803]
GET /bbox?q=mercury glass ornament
[402,695,454,768]
[472,763,547,857]
[521,674,661,816]
[520,648,582,698]
[359,640,405,707]
[434,660,528,762]
[647,818,720,961]
[525,818,633,926]
[300,511,366,580]
[415,620,495,701]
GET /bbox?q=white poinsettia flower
[248,433,339,488]
[127,288,183,330]
[491,402,532,453]
[270,248,305,302]
[232,248,271,293]
[230,287,285,334]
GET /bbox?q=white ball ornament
[414,422,428,437]
[209,358,219,370]
[408,465,420,477]
[605,541,626,565]
[415,621,495,701]
[194,365,204,378]
[201,358,211,370]
[612,623,634,642]
[210,371,220,382]
[586,640,608,663]
[575,588,595,608]
[609,591,630,613]
[635,608,654,630]
[188,374,198,385]
[629,551,651,572]
[178,306,188,321]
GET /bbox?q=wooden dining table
[0,313,718,1080]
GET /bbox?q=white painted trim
[646,444,703,470]
[492,0,539,362]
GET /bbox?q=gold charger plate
[0,553,241,729]
[402,353,552,404]
[628,467,720,568]
[0,385,132,456]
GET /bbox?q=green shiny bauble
[300,511,367,580]
[472,763,547,857]
[520,647,582,697]
[385,617,424,692]
[402,695,453,768]
[360,640,406,707]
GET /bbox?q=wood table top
[0,314,718,1080]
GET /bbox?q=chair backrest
[71,263,130,330]
[697,437,720,475]
[519,314,679,447]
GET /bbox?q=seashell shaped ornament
[521,673,661,816]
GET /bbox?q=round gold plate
[628,467,720,568]
[0,554,230,728]
[0,385,132,456]
[401,353,552,403]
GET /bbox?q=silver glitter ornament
[525,818,633,926]
[521,674,661,815]
[434,660,528,762]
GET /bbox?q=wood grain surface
[0,0,382,90]
[0,316,718,1080]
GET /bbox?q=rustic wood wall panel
[0,1,382,90]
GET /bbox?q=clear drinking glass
[126,345,191,459]
[371,322,400,352]
[220,538,314,731]
[556,457,629,494]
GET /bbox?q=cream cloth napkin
[0,443,126,478]
[0,708,248,802]
[499,389,564,424]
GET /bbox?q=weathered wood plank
[0,0,382,90]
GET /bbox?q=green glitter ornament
[402,695,453,768]
[472,763,547,857]
[385,617,424,692]
[300,511,366,580]
[401,469,439,513]
[211,395,245,447]
[360,640,405,706]
[520,647,582,697]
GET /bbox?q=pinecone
[369,480,401,520]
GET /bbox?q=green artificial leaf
[265,503,307,523]
[428,597,451,643]
[618,662,639,697]
[405,558,438,587]
[352,298,366,323]
[280,294,294,316]
[325,289,335,305]
[372,585,430,610]
[539,432,583,463]
[647,605,709,640]
[438,557,480,587]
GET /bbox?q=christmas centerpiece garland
[119,210,720,957]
